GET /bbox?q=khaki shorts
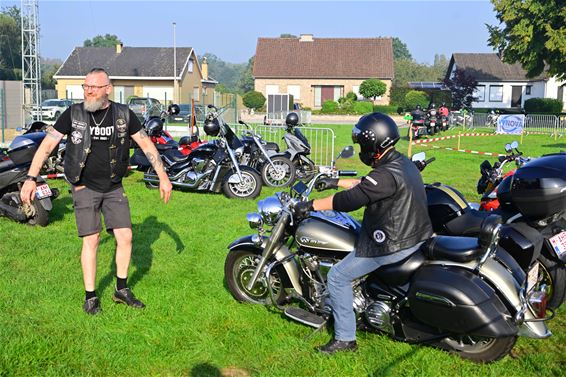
[71,185,132,237]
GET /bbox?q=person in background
[20,67,172,315]
[295,113,433,354]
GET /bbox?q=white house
[446,53,565,110]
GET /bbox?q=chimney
[116,43,123,54]
[202,57,208,80]
[299,34,314,42]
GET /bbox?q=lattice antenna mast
[21,0,42,123]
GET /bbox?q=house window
[266,85,279,95]
[314,86,322,107]
[287,85,300,100]
[489,85,503,102]
[525,85,532,95]
[475,85,485,102]
[193,87,199,101]
[352,85,361,99]
[188,60,193,73]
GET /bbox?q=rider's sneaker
[112,288,145,309]
[83,297,101,315]
[316,338,357,354]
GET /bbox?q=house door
[321,86,335,104]
[511,86,522,107]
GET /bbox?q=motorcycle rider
[410,104,425,121]
[439,102,449,117]
[295,112,433,354]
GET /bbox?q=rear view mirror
[504,143,512,153]
[510,141,519,149]
[411,152,426,162]
[338,146,354,159]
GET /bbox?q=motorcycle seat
[156,143,178,152]
[0,158,15,173]
[376,250,426,286]
[163,148,189,163]
[422,236,483,263]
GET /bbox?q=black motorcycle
[414,152,566,309]
[224,147,551,363]
[143,105,262,199]
[0,129,59,226]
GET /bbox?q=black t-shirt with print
[54,105,143,193]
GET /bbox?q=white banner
[496,114,525,134]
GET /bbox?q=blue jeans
[327,243,423,341]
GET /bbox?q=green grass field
[1,125,565,376]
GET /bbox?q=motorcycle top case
[407,265,517,337]
[7,132,45,165]
[497,153,566,221]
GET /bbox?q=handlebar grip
[425,157,436,165]
[338,170,358,177]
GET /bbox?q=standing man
[295,113,433,353]
[20,68,172,315]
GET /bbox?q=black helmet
[429,103,436,109]
[203,118,221,136]
[168,104,180,115]
[145,117,163,137]
[285,112,299,126]
[416,105,422,110]
[441,102,446,107]
[352,112,400,166]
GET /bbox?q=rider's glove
[294,200,314,219]
[414,160,426,172]
[315,178,339,192]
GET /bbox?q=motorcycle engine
[191,158,207,173]
[364,301,394,334]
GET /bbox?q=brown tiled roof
[448,53,547,82]
[253,37,394,79]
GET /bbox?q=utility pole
[21,0,42,124]
[172,22,178,104]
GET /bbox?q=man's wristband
[25,175,38,182]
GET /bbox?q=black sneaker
[316,338,357,354]
[112,288,145,308]
[83,297,101,315]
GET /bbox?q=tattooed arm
[20,126,64,204]
[131,128,172,203]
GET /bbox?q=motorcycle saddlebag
[407,265,517,337]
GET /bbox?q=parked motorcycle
[143,104,262,199]
[0,130,59,226]
[238,120,296,188]
[414,152,566,309]
[425,107,438,135]
[225,147,551,362]
[283,114,317,181]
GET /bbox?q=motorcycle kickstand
[303,321,327,341]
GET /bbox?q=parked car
[31,99,73,120]
[168,103,205,124]
[127,97,163,122]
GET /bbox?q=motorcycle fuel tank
[295,211,358,254]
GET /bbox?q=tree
[0,6,22,76]
[443,68,478,109]
[404,90,429,110]
[280,33,297,38]
[237,56,255,93]
[487,0,566,80]
[242,90,265,110]
[391,37,412,61]
[359,78,386,101]
[83,34,122,47]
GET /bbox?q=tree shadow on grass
[97,215,184,296]
[541,143,566,149]
[189,363,251,377]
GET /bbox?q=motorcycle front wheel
[441,335,516,363]
[224,248,285,305]
[28,201,49,227]
[222,166,262,199]
[261,156,296,187]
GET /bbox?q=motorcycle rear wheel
[441,335,516,363]
[538,249,566,309]
[28,201,49,227]
[222,166,262,199]
[224,248,284,305]
[261,156,296,187]
[294,156,316,181]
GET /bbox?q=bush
[345,91,358,101]
[352,101,373,114]
[321,100,339,113]
[372,105,399,114]
[337,97,354,112]
[389,87,411,106]
[524,98,564,114]
[404,90,429,110]
[242,91,266,110]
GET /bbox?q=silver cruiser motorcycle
[224,147,553,362]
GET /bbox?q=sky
[1,0,501,65]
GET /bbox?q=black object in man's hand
[294,199,314,219]
[316,177,339,191]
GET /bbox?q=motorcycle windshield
[223,124,243,150]
[294,128,311,149]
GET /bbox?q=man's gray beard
[84,97,108,112]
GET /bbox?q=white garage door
[142,86,174,103]
[65,85,84,100]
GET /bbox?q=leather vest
[356,150,433,257]
[65,102,130,184]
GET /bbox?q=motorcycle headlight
[258,195,283,225]
[235,146,244,157]
[246,213,263,229]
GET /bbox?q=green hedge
[321,100,339,113]
[372,105,399,114]
[524,98,564,115]
[389,87,411,106]
[352,101,373,114]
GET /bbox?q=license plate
[35,184,52,199]
[431,122,436,126]
[527,263,539,292]
[549,230,566,259]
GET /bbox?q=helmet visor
[351,125,362,144]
